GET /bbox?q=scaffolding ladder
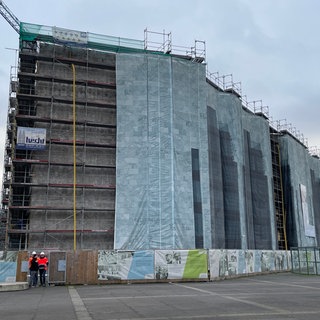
[270,130,288,250]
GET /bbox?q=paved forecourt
[1,273,320,320]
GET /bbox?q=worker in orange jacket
[38,251,49,287]
[28,251,39,287]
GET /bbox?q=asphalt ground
[1,273,320,320]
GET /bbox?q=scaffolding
[2,36,117,250]
[1,16,317,252]
[270,129,287,250]
[0,22,208,251]
[206,70,242,98]
[144,28,206,63]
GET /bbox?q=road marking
[97,310,320,320]
[247,278,320,290]
[172,283,289,314]
[68,286,93,320]
[83,293,205,301]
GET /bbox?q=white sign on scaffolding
[16,127,46,150]
[53,26,88,44]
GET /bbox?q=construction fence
[291,247,320,275]
[0,249,291,285]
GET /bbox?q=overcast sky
[1,0,320,184]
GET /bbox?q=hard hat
[40,252,45,255]
[32,251,36,255]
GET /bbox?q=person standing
[38,251,49,287]
[28,251,39,287]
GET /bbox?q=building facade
[1,23,319,251]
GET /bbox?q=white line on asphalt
[83,293,204,300]
[68,286,93,320]
[172,283,289,314]
[247,278,320,290]
[82,289,318,301]
[100,310,320,320]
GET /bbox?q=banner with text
[16,127,46,150]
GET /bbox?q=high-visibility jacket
[28,256,39,271]
[38,256,49,271]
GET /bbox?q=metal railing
[291,247,320,275]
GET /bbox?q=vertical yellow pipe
[72,64,77,251]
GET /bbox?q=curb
[0,282,29,292]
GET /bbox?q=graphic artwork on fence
[208,250,290,278]
[98,250,154,280]
[154,249,208,280]
[0,251,18,282]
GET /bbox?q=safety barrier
[0,249,291,285]
[291,247,320,275]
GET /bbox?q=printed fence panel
[0,249,292,284]
[98,250,154,281]
[276,250,291,270]
[208,249,291,279]
[208,249,227,278]
[154,249,208,280]
[0,261,17,282]
[0,251,25,283]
